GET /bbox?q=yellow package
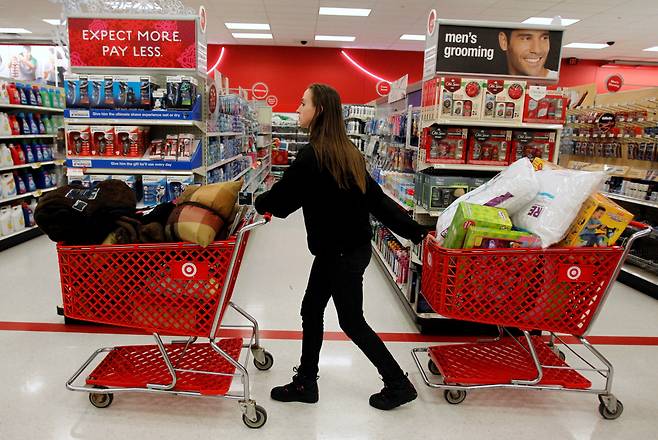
[559,193,633,247]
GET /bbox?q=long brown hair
[307,83,367,193]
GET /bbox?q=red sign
[199,6,207,34]
[208,83,217,114]
[606,74,624,93]
[557,265,594,283]
[67,17,197,69]
[252,82,269,100]
[427,9,437,36]
[266,95,278,107]
[170,261,209,280]
[376,81,391,96]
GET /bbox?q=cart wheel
[428,359,440,376]
[242,404,267,429]
[444,389,467,405]
[253,351,274,371]
[89,392,113,409]
[599,399,623,420]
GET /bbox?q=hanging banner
[424,19,564,82]
[388,74,408,103]
[67,17,198,69]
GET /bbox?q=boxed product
[89,174,112,187]
[167,175,194,201]
[511,130,556,162]
[64,74,88,108]
[177,134,195,161]
[463,226,541,249]
[439,77,484,119]
[66,126,91,156]
[91,126,115,157]
[88,76,106,109]
[444,202,513,249]
[164,134,179,161]
[467,128,512,166]
[423,124,468,164]
[482,80,526,122]
[420,76,441,123]
[112,175,138,193]
[523,86,568,124]
[142,175,168,207]
[166,76,198,110]
[103,76,115,108]
[422,174,471,210]
[115,126,142,157]
[559,193,633,247]
[113,76,141,109]
[139,76,160,110]
[149,139,165,160]
[272,149,289,165]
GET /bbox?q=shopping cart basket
[411,221,651,420]
[60,212,274,429]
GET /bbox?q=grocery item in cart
[435,158,539,239]
[443,202,512,249]
[462,226,541,249]
[513,168,605,248]
[559,193,633,247]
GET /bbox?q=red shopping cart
[411,221,652,420]
[60,212,273,429]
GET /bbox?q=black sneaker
[369,375,417,410]
[270,368,319,404]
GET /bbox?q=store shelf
[371,242,407,293]
[415,206,445,217]
[0,225,44,251]
[603,192,658,209]
[0,187,57,204]
[0,225,40,242]
[423,118,563,131]
[207,132,242,137]
[66,117,205,130]
[347,133,367,138]
[411,250,423,266]
[381,185,413,211]
[272,164,290,168]
[257,153,271,161]
[345,116,370,122]
[0,160,63,173]
[0,103,64,113]
[0,134,57,140]
[206,154,243,172]
[418,163,507,173]
[231,166,252,182]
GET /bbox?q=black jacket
[255,144,425,256]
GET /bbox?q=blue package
[15,172,27,194]
[16,83,28,105]
[22,203,35,227]
[142,175,168,206]
[113,76,141,109]
[17,113,31,135]
[22,144,35,163]
[64,74,89,109]
[31,144,44,162]
[24,172,37,192]
[88,75,105,109]
[33,169,46,189]
[167,175,194,202]
[27,114,38,135]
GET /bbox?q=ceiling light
[400,34,426,41]
[42,19,63,26]
[319,7,371,17]
[232,33,273,39]
[225,23,270,30]
[563,42,608,49]
[0,28,32,34]
[522,17,580,26]
[643,46,658,52]
[315,35,356,42]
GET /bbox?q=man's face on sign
[499,30,551,77]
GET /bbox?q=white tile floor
[1,211,657,439]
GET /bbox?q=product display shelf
[207,132,242,137]
[0,186,57,205]
[65,117,206,131]
[0,134,58,140]
[381,185,413,212]
[206,154,243,173]
[415,206,445,217]
[232,166,251,182]
[0,103,64,113]
[603,192,658,209]
[0,160,64,173]
[371,242,408,293]
[417,162,508,173]
[0,225,44,251]
[422,118,563,131]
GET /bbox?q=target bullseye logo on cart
[567,266,582,281]
[171,261,209,280]
[558,264,593,283]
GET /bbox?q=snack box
[463,226,541,249]
[444,202,512,249]
[482,79,526,122]
[559,193,633,247]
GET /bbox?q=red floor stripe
[1,321,658,346]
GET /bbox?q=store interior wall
[209,44,658,110]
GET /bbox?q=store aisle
[1,211,658,439]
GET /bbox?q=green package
[444,202,512,249]
[463,226,542,249]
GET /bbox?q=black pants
[298,243,405,383]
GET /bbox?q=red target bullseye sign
[427,9,437,36]
[558,265,593,283]
[376,81,391,96]
[252,82,270,100]
[266,95,278,107]
[171,261,208,280]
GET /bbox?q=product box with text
[423,124,468,164]
[114,126,142,157]
[510,130,556,162]
[523,86,568,125]
[482,79,526,122]
[438,77,485,120]
[66,126,91,157]
[467,128,512,166]
[90,126,115,157]
[420,76,441,124]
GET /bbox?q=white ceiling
[1,0,658,61]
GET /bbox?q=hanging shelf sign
[67,17,198,69]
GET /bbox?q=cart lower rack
[60,213,274,428]
[412,221,651,419]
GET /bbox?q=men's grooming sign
[424,19,564,82]
[68,17,198,69]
